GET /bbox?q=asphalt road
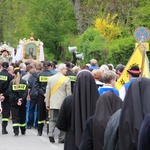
[0,116,64,150]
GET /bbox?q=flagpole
[140,43,146,76]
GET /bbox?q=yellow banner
[115,43,150,90]
[135,42,149,52]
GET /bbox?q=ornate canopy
[16,34,44,62]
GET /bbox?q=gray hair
[57,63,66,72]
[102,70,117,83]
[99,64,109,73]
[90,59,97,65]
[8,65,14,71]
[19,63,26,69]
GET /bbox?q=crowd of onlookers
[0,58,149,150]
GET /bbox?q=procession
[0,27,150,150]
[1,1,150,150]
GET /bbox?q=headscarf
[71,70,99,147]
[93,91,122,150]
[119,77,150,150]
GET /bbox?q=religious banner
[115,42,150,90]
[16,33,44,62]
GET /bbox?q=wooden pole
[140,43,146,77]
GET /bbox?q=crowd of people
[0,58,150,150]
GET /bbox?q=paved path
[0,116,64,150]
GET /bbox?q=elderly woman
[92,69,104,88]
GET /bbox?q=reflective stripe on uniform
[12,84,26,90]
[67,76,76,82]
[39,76,50,82]
[13,123,20,127]
[0,75,8,81]
[38,120,44,124]
[2,118,9,122]
[20,123,26,127]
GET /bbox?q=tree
[76,27,105,64]
[70,0,84,34]
[95,13,121,41]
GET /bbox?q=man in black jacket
[27,63,42,129]
[35,61,53,136]
[0,62,14,134]
[65,62,76,93]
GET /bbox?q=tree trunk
[0,0,5,43]
[70,0,83,34]
[0,16,4,43]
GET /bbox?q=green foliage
[107,36,135,66]
[0,0,77,61]
[1,0,150,66]
[2,0,32,45]
[26,0,77,61]
[75,27,105,64]
[76,27,136,66]
[132,2,150,29]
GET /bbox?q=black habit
[93,91,122,150]
[138,113,150,150]
[56,95,76,150]
[57,70,99,150]
[104,109,121,150]
[79,91,122,150]
[119,77,150,150]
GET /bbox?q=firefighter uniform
[9,71,28,136]
[0,62,14,134]
[65,62,76,93]
[35,62,53,136]
[66,69,76,93]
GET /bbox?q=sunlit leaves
[95,13,121,41]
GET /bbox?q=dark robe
[57,70,99,150]
[79,117,93,150]
[79,91,122,150]
[119,77,150,150]
[104,109,121,150]
[138,113,150,150]
[71,70,99,148]
[56,95,76,150]
[93,91,122,150]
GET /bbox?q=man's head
[19,63,26,71]
[90,59,98,66]
[57,63,67,75]
[43,61,52,70]
[127,65,141,78]
[2,62,9,69]
[8,65,14,75]
[116,65,125,79]
[65,62,71,70]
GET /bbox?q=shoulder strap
[50,76,67,97]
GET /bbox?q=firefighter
[65,62,76,93]
[9,68,28,136]
[35,61,53,136]
[0,62,14,134]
